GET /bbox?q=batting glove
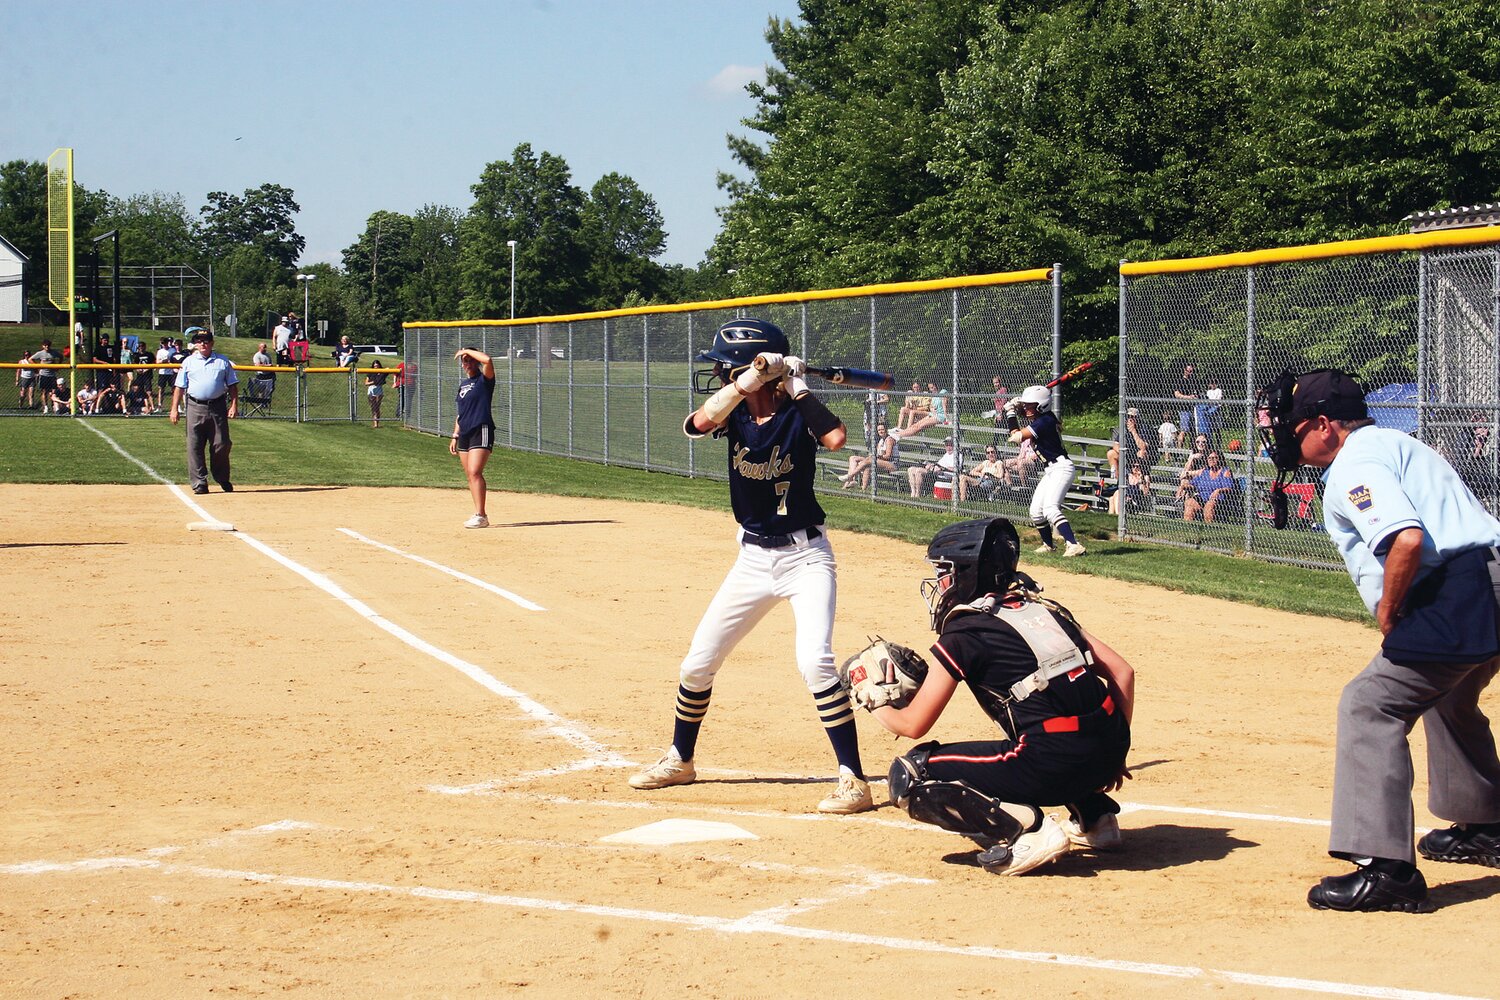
[783,355,808,378]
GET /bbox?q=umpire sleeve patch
[1348,484,1373,511]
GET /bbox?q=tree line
[0,143,714,343]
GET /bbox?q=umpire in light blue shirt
[1268,369,1500,914]
[170,327,238,494]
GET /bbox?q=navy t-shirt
[725,401,824,535]
[455,374,495,434]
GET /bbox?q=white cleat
[1063,542,1087,557]
[629,750,696,789]
[1061,812,1122,850]
[817,773,874,814]
[980,816,1071,875]
[464,514,490,529]
[1034,544,1055,555]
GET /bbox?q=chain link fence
[1120,232,1500,567]
[404,270,1064,516]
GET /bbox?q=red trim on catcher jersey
[931,640,965,679]
[929,735,1028,765]
[1040,693,1115,734]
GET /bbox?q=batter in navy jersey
[864,517,1134,875]
[629,318,872,814]
[448,347,496,529]
[1006,384,1085,556]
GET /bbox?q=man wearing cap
[170,328,238,494]
[1281,369,1500,913]
[273,316,292,365]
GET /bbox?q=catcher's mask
[1255,367,1368,528]
[692,318,790,394]
[921,517,1021,632]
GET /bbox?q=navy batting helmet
[920,517,1021,632]
[692,318,790,394]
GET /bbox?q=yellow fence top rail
[1122,226,1500,277]
[404,267,1053,329]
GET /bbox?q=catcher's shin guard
[888,746,1039,843]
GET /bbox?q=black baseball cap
[1291,369,1367,423]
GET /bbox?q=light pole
[295,273,316,342]
[506,240,517,319]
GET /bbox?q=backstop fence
[404,268,1064,514]
[1119,228,1500,568]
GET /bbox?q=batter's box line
[0,854,1480,1000]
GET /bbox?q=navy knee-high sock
[814,682,864,780]
[671,684,711,760]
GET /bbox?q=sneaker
[1063,542,1087,557]
[1061,812,1122,850]
[1034,544,1054,555]
[463,514,489,529]
[1418,823,1500,868]
[980,816,1071,875]
[817,774,873,814]
[1307,864,1433,913]
[628,750,696,789]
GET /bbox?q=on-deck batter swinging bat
[752,355,895,391]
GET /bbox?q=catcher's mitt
[838,638,930,711]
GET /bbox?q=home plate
[599,819,759,846]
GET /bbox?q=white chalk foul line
[336,528,545,611]
[81,423,621,767]
[0,854,1481,1000]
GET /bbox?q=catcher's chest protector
[956,598,1093,704]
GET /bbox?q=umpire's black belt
[187,394,225,406]
[742,525,822,549]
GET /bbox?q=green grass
[0,415,1370,624]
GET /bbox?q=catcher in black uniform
[842,517,1135,874]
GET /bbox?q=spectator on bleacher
[861,389,891,441]
[366,359,388,429]
[1108,407,1152,480]
[959,445,1007,503]
[48,378,70,414]
[1180,433,1211,478]
[842,421,899,489]
[908,437,958,498]
[1109,461,1153,516]
[1173,363,1204,447]
[1002,437,1039,489]
[905,384,951,437]
[897,380,930,431]
[15,349,34,409]
[1179,449,1237,523]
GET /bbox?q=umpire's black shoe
[192,485,209,495]
[1418,823,1500,868]
[218,481,234,492]
[1307,864,1433,913]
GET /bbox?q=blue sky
[0,1,800,268]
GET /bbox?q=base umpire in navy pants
[1260,369,1500,913]
[170,327,239,495]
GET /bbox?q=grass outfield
[0,416,1369,623]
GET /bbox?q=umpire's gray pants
[1330,568,1500,863]
[185,397,232,490]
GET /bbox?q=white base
[186,521,236,532]
[599,818,758,846]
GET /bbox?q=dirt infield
[2,481,1498,999]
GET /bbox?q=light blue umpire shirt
[1322,424,1500,615]
[174,350,239,402]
